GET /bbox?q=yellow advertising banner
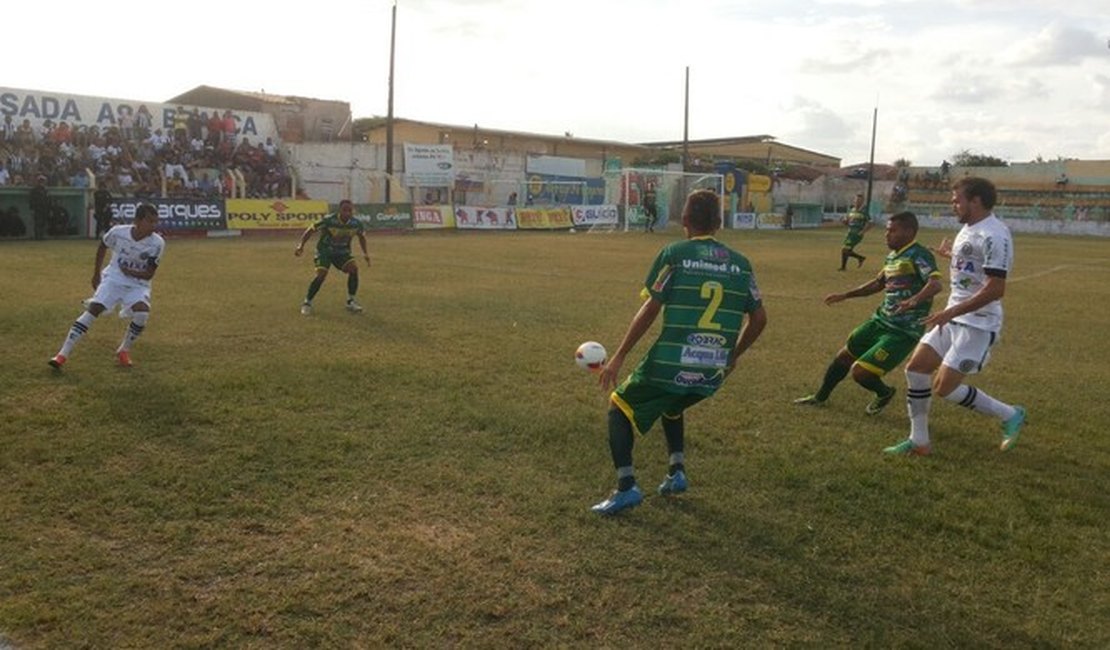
[413,204,456,229]
[516,207,573,230]
[226,199,330,230]
[747,175,772,192]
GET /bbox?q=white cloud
[1008,22,1106,65]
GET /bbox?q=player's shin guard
[943,384,1017,421]
[817,359,851,400]
[661,413,685,474]
[306,276,325,302]
[347,272,358,298]
[118,311,149,352]
[906,370,932,447]
[608,407,635,490]
[59,311,98,357]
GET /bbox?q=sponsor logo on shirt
[674,371,712,386]
[680,346,730,368]
[686,333,728,347]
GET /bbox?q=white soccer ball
[575,341,607,372]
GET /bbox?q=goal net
[603,168,724,232]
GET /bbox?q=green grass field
[1,227,1108,647]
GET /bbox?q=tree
[893,157,912,168]
[352,117,387,142]
[951,149,1008,167]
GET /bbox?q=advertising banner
[413,204,455,230]
[571,204,619,227]
[455,206,516,230]
[225,199,329,230]
[354,203,414,231]
[111,197,226,231]
[0,86,277,142]
[403,143,455,187]
[525,173,605,205]
[517,207,573,230]
[730,212,757,229]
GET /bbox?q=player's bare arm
[294,227,315,256]
[893,276,943,314]
[358,232,371,266]
[598,298,662,392]
[91,242,108,289]
[825,273,884,305]
[727,305,767,375]
[923,275,1005,328]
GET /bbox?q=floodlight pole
[385,0,397,203]
[682,66,690,173]
[865,105,877,215]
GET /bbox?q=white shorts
[919,322,997,375]
[89,279,151,318]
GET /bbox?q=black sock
[662,414,684,474]
[608,408,635,489]
[816,358,851,400]
[347,272,358,297]
[306,276,325,302]
[855,370,892,397]
[839,251,849,269]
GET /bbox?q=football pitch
[1,228,1108,647]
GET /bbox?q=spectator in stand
[221,110,236,146]
[51,121,72,145]
[118,109,134,141]
[173,106,189,145]
[0,161,10,186]
[206,110,223,144]
[135,105,153,141]
[2,115,15,144]
[70,166,90,189]
[187,108,203,142]
[16,119,36,147]
[262,137,278,158]
[147,128,170,153]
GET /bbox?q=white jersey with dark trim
[101,224,165,288]
[946,213,1012,331]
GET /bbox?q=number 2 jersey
[100,224,165,288]
[946,213,1013,332]
[630,236,762,396]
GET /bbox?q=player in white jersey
[884,177,1026,456]
[49,203,164,369]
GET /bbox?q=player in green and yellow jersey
[294,199,371,315]
[840,193,872,270]
[795,211,942,414]
[590,189,768,515]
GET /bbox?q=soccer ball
[575,341,607,372]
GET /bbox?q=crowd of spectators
[0,106,292,199]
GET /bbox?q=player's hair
[888,211,919,234]
[952,177,997,210]
[684,189,720,233]
[135,203,158,221]
[338,199,353,207]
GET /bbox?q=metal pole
[385,1,397,203]
[682,66,689,173]
[865,106,877,215]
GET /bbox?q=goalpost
[603,168,724,232]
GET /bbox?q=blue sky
[8,0,1109,166]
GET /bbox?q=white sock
[944,384,1017,421]
[906,370,932,447]
[118,311,149,352]
[59,311,97,356]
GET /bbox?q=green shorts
[611,380,707,436]
[314,251,356,271]
[845,318,919,377]
[842,233,863,249]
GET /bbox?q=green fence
[0,187,89,239]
